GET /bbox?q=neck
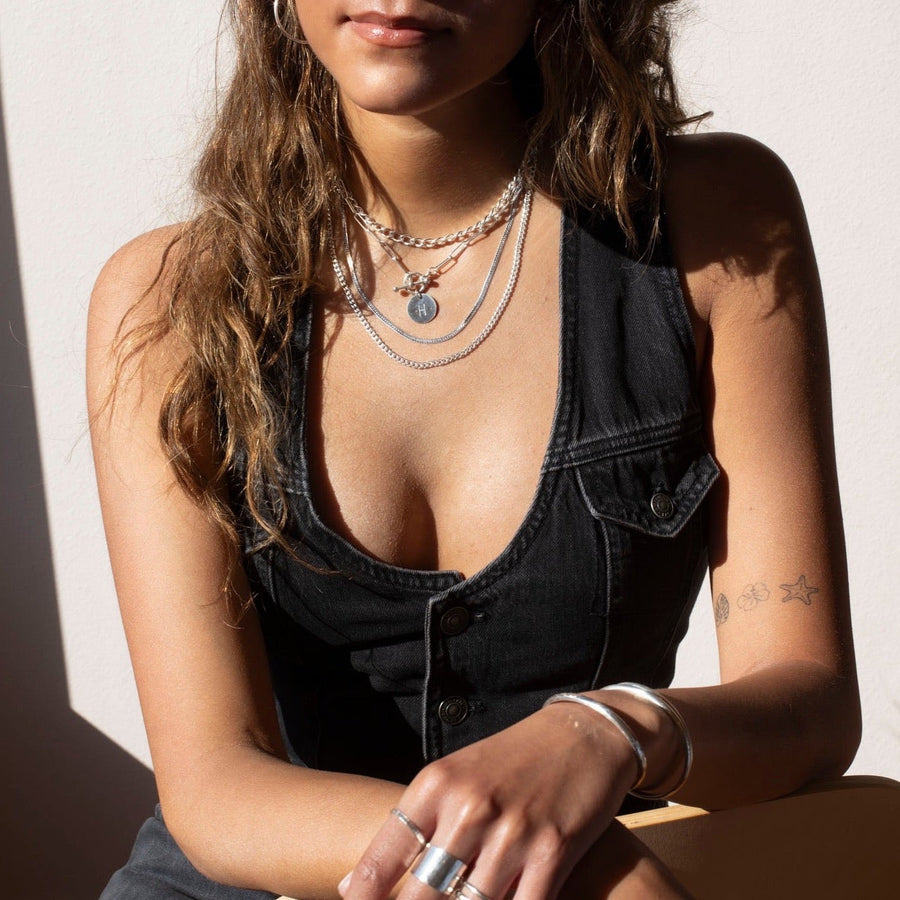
[341,81,529,238]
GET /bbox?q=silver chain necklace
[375,231,484,323]
[340,168,524,250]
[340,200,518,345]
[327,187,533,370]
[340,165,526,320]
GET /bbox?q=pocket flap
[575,441,719,538]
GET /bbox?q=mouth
[346,11,449,48]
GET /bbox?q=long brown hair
[115,0,702,564]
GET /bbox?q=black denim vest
[242,206,719,790]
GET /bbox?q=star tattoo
[779,575,820,606]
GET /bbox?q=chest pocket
[574,433,719,685]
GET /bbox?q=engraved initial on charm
[407,292,438,324]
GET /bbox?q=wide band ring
[454,879,494,900]
[412,844,468,894]
[390,807,428,849]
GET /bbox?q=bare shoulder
[664,131,802,229]
[86,224,188,418]
[663,132,816,324]
[665,131,796,187]
[88,223,185,343]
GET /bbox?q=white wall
[0,0,896,797]
[669,1,900,780]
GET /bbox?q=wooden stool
[619,775,900,899]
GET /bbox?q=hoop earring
[273,0,307,45]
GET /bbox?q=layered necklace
[329,168,533,370]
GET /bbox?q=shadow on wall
[0,84,157,899]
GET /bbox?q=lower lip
[347,20,440,48]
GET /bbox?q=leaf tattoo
[714,593,730,626]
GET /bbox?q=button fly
[438,696,469,726]
[440,606,471,636]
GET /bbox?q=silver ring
[455,879,494,900]
[412,844,468,894]
[390,807,428,849]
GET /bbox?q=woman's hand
[338,701,643,900]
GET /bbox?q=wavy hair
[114,0,703,567]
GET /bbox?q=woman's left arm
[581,133,861,812]
[623,132,861,809]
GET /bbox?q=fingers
[341,808,432,900]
[342,804,576,900]
[340,732,610,900]
[406,843,472,897]
[343,792,576,900]
[396,803,487,900]
[473,823,572,900]
[443,820,539,900]
[401,815,572,900]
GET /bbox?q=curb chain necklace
[340,168,525,324]
[340,200,518,345]
[327,187,533,370]
[342,167,523,248]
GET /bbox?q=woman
[88,1,861,898]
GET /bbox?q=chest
[253,205,717,769]
[306,199,563,576]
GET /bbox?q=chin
[339,67,471,118]
[342,87,447,118]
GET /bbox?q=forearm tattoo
[714,575,819,627]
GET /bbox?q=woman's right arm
[87,228,405,898]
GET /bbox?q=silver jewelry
[377,231,485,306]
[412,845,468,895]
[342,170,523,249]
[603,683,694,800]
[340,200,517,341]
[390,807,428,850]
[455,879,494,900]
[543,693,648,790]
[273,0,307,45]
[361,182,520,302]
[327,188,532,370]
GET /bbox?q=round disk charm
[407,292,438,324]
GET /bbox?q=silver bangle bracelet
[603,682,693,800]
[543,692,648,790]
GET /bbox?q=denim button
[650,491,675,519]
[438,696,469,725]
[440,606,471,636]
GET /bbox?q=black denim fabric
[101,206,718,898]
[100,807,277,900]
